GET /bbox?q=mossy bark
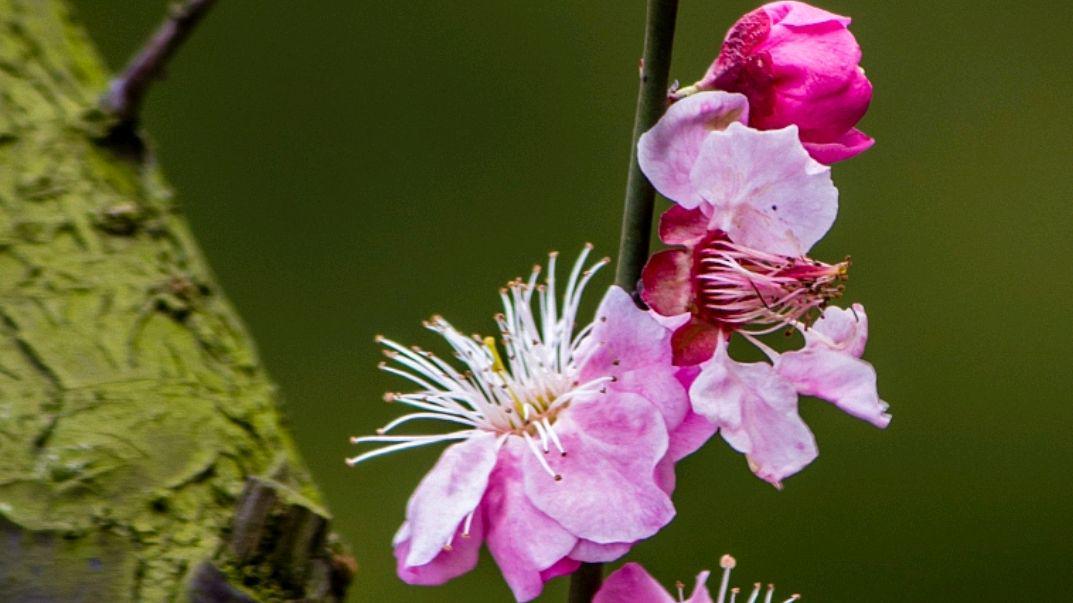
[0,1,353,600]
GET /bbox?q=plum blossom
[638,98,890,487]
[671,1,873,164]
[595,555,799,603]
[349,247,700,601]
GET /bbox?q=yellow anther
[484,336,507,373]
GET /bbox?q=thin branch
[568,1,680,602]
[614,0,680,294]
[101,0,218,124]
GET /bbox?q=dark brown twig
[101,0,218,124]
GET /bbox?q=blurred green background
[70,1,1073,600]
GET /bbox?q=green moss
[0,1,348,599]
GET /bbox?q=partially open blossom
[639,102,890,486]
[349,248,699,601]
[595,555,799,603]
[672,1,873,164]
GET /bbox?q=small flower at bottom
[349,247,699,602]
[595,555,800,603]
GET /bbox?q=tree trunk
[0,1,353,600]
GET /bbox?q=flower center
[348,247,611,481]
[693,232,848,334]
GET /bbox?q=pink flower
[595,555,799,603]
[349,248,699,601]
[638,97,837,257]
[672,1,874,164]
[638,111,890,487]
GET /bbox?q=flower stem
[568,559,605,603]
[614,0,680,294]
[569,2,679,601]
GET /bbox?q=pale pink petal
[775,302,889,427]
[580,286,689,430]
[684,570,715,603]
[689,122,837,256]
[524,392,674,544]
[485,440,579,602]
[580,286,671,373]
[392,520,411,546]
[690,341,817,486]
[395,511,484,586]
[653,455,677,495]
[613,367,688,434]
[637,91,750,207]
[668,409,719,463]
[649,309,692,331]
[809,303,868,357]
[594,562,676,603]
[667,367,717,463]
[777,346,891,428]
[640,249,694,317]
[403,432,498,567]
[570,540,632,563]
[659,204,710,246]
[803,127,875,164]
[654,410,716,494]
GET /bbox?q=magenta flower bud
[687,1,874,163]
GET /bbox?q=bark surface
[0,1,352,600]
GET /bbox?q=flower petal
[540,557,581,582]
[594,562,676,603]
[570,539,632,563]
[777,345,891,428]
[670,317,721,366]
[403,432,498,567]
[809,303,868,357]
[581,286,672,371]
[638,91,750,207]
[668,409,718,463]
[803,126,875,164]
[765,0,851,28]
[690,341,817,486]
[685,569,715,603]
[690,122,837,256]
[654,410,716,494]
[525,392,674,544]
[485,439,578,602]
[580,286,689,430]
[640,249,694,317]
[395,511,484,586]
[659,204,711,246]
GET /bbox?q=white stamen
[462,510,475,537]
[350,249,609,475]
[523,431,560,480]
[717,554,737,603]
